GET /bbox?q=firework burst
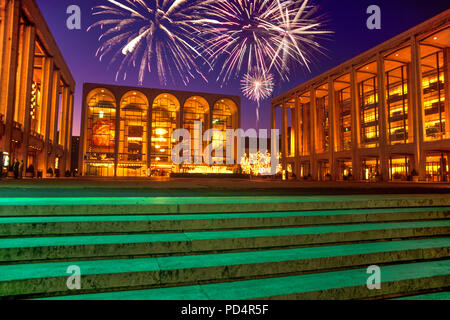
[88,0,214,86]
[241,70,274,102]
[241,69,274,127]
[201,0,332,85]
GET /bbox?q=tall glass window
[315,86,329,153]
[298,93,310,156]
[117,91,148,177]
[422,50,446,141]
[151,94,179,169]
[386,65,409,144]
[212,99,236,165]
[334,74,352,152]
[183,97,209,165]
[359,75,379,148]
[84,89,116,177]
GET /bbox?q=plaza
[0,0,449,302]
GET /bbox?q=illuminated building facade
[0,0,75,176]
[80,83,241,177]
[272,11,450,182]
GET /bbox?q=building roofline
[272,9,450,105]
[22,0,75,89]
[82,82,242,101]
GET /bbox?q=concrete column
[350,67,361,180]
[444,47,450,138]
[18,25,36,169]
[63,92,74,172]
[281,104,288,170]
[47,70,61,171]
[377,53,390,182]
[328,79,336,180]
[295,96,301,178]
[0,0,20,153]
[37,58,54,173]
[310,88,318,180]
[411,36,426,180]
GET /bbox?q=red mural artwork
[91,119,115,148]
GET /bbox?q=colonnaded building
[272,10,450,183]
[0,0,75,175]
[79,83,241,177]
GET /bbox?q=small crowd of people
[9,158,24,179]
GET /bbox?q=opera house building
[272,10,450,182]
[0,0,75,176]
[79,83,241,177]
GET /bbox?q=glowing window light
[99,110,104,119]
[155,128,168,136]
[155,157,161,161]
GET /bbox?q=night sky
[35,0,449,136]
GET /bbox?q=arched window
[183,96,209,164]
[84,88,116,177]
[117,91,149,177]
[212,99,237,164]
[151,94,180,169]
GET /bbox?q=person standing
[12,159,19,179]
[19,160,24,179]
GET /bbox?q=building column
[0,0,20,154]
[444,47,450,138]
[377,53,390,182]
[328,79,336,180]
[64,92,74,172]
[411,35,426,180]
[47,70,61,172]
[281,103,288,171]
[58,86,70,173]
[350,67,361,181]
[294,96,301,179]
[310,88,318,180]
[38,58,54,173]
[18,25,36,169]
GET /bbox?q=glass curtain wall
[85,89,116,177]
[117,92,148,177]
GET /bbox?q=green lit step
[1,195,450,216]
[37,259,450,300]
[393,291,450,300]
[1,238,449,298]
[1,207,449,237]
[1,220,450,263]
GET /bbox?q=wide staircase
[0,195,449,300]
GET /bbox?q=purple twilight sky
[35,0,449,136]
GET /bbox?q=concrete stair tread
[0,237,448,283]
[37,259,450,300]
[2,195,449,216]
[1,207,449,223]
[1,220,450,249]
[393,291,450,300]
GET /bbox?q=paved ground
[0,177,449,197]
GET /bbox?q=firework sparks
[241,70,274,102]
[241,69,274,127]
[201,0,332,85]
[88,0,213,86]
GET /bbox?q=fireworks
[241,69,274,127]
[89,0,331,92]
[241,70,274,102]
[201,0,332,85]
[88,0,212,86]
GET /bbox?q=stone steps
[35,260,450,300]
[1,207,448,237]
[1,195,450,216]
[1,238,449,298]
[0,195,449,300]
[1,220,449,263]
